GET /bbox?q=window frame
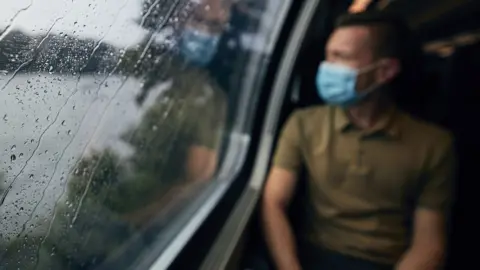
[197,0,324,268]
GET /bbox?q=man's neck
[346,94,393,130]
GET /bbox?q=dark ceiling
[384,0,480,42]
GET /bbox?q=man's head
[180,0,233,66]
[317,11,411,106]
[186,0,232,34]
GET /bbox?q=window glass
[0,0,290,269]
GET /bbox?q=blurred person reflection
[111,0,235,224]
[128,0,233,184]
[99,0,234,226]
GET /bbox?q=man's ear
[377,58,401,84]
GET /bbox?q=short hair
[335,11,412,60]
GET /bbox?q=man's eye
[192,15,203,23]
[207,22,224,31]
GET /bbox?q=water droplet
[29,174,34,180]
[11,145,16,151]
[3,114,7,121]
[10,154,16,161]
[67,130,72,135]
[61,120,66,126]
[19,153,24,158]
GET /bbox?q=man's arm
[186,145,218,182]
[397,133,455,270]
[184,78,227,182]
[262,167,302,270]
[262,112,304,270]
[396,209,446,270]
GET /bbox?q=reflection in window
[0,0,283,269]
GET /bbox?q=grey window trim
[199,0,322,269]
[233,0,294,133]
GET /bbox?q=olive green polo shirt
[273,105,454,265]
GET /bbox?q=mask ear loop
[356,61,384,97]
[358,61,382,74]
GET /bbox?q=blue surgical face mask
[316,61,380,107]
[180,27,221,67]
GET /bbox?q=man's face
[186,0,231,35]
[326,26,375,69]
[325,25,399,94]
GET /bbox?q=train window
[0,0,290,269]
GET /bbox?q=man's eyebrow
[192,13,225,26]
[328,48,350,58]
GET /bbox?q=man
[123,0,231,184]
[262,12,454,270]
[115,0,230,186]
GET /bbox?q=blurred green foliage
[1,53,226,269]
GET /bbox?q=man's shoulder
[284,105,330,139]
[400,112,453,148]
[290,105,329,123]
[164,59,225,103]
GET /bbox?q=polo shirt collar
[333,106,402,139]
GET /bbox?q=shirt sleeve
[190,83,227,150]
[272,111,303,173]
[417,133,455,211]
